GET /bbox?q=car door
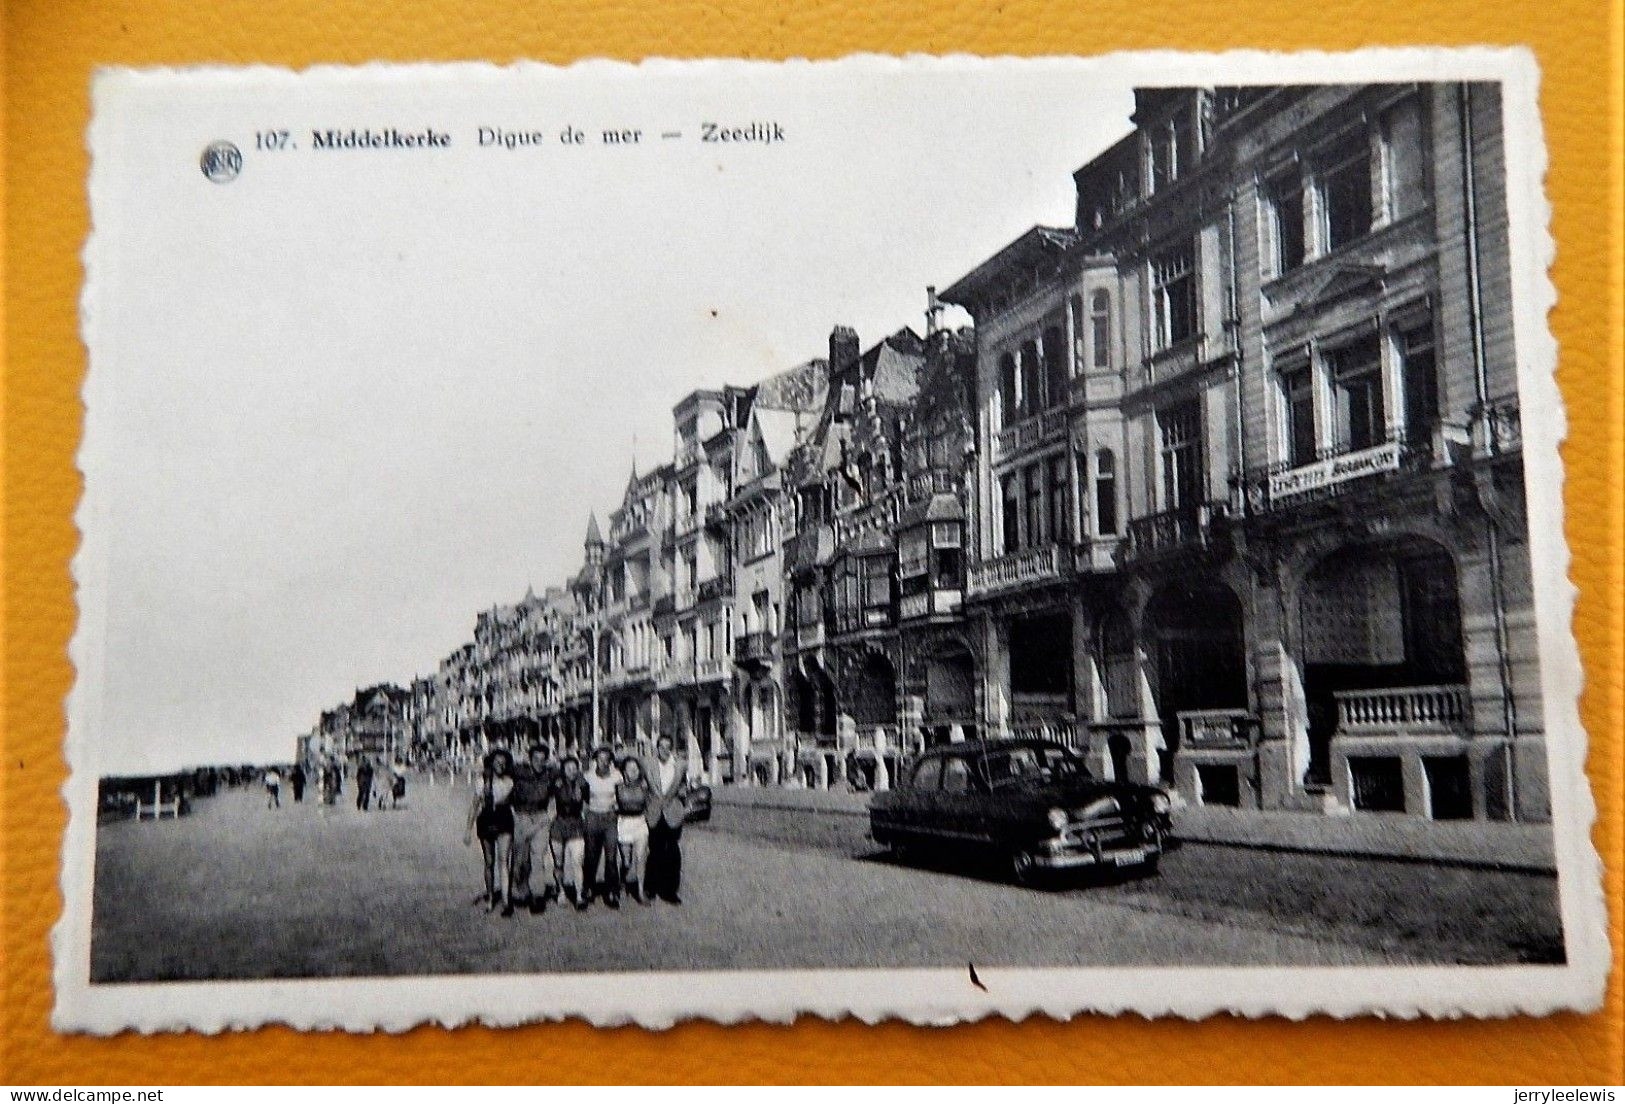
[935,752,991,848]
[896,755,942,842]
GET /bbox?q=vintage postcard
[58,48,1606,1032]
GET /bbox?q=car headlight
[1150,792,1171,814]
[1046,807,1069,831]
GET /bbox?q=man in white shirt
[580,747,623,908]
[644,735,690,905]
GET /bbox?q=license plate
[1109,848,1147,866]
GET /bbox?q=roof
[584,512,603,545]
[937,225,1078,309]
[898,491,964,528]
[751,406,801,468]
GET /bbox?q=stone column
[1124,594,1166,785]
[981,616,1011,738]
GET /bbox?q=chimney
[925,286,944,337]
[828,325,860,379]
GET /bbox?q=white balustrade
[1334,685,1468,732]
[967,545,1065,595]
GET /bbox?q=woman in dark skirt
[464,748,516,916]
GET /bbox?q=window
[1158,400,1204,510]
[1094,449,1118,536]
[1070,294,1085,372]
[1090,291,1112,368]
[910,757,943,791]
[1152,244,1198,349]
[1321,136,1373,252]
[1266,173,1306,276]
[1400,323,1439,450]
[1042,325,1068,409]
[1001,474,1021,553]
[998,352,1018,427]
[941,756,974,794]
[1024,464,1045,547]
[1019,340,1043,414]
[862,555,891,608]
[1327,335,1385,451]
[1382,99,1427,221]
[1281,362,1317,467]
[1048,455,1071,544]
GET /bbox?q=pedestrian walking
[289,764,306,803]
[645,734,690,905]
[390,762,407,809]
[580,746,622,909]
[615,756,654,905]
[508,743,555,914]
[548,756,590,909]
[263,767,282,809]
[465,748,516,917]
[355,758,374,812]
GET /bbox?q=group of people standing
[262,764,305,807]
[350,757,407,811]
[466,734,690,917]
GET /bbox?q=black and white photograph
[58,50,1604,1031]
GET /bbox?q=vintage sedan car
[869,739,1171,883]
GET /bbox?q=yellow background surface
[4,0,1621,1085]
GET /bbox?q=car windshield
[982,745,1085,788]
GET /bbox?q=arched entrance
[1146,582,1248,779]
[1297,537,1465,789]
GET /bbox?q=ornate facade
[298,81,1543,822]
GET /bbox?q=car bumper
[1033,835,1160,869]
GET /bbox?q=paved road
[89,778,1563,983]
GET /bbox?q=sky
[83,59,1135,773]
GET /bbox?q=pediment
[1302,263,1387,309]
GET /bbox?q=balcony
[1264,439,1406,506]
[734,630,773,666]
[1140,332,1228,390]
[704,503,729,530]
[898,588,963,621]
[697,576,733,604]
[992,407,1069,462]
[1123,503,1211,560]
[793,622,827,651]
[612,519,648,544]
[1334,685,1469,736]
[694,657,729,683]
[966,544,1067,598]
[673,512,702,540]
[652,594,675,618]
[1178,709,1259,749]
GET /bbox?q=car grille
[1066,815,1140,849]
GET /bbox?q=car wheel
[1009,847,1041,887]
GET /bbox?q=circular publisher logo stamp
[200,140,242,183]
